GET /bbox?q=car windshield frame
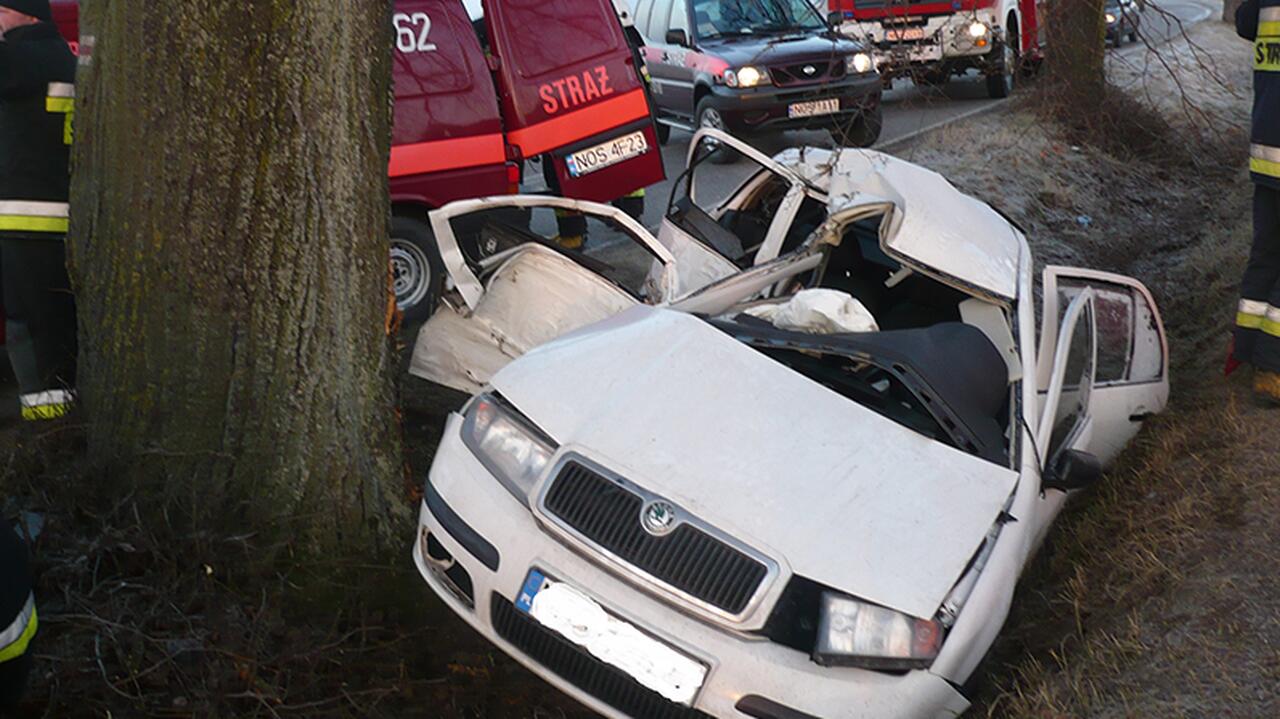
[692,0,827,38]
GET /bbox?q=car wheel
[696,99,739,165]
[838,106,883,148]
[985,32,1016,99]
[655,120,671,146]
[390,214,444,324]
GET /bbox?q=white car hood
[491,307,1018,620]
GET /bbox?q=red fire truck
[828,0,1044,99]
[52,0,664,320]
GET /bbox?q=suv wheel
[837,106,883,148]
[985,27,1017,99]
[390,214,443,324]
[696,98,739,164]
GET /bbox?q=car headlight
[813,592,944,670]
[846,52,875,74]
[724,66,769,88]
[968,21,989,38]
[460,393,556,501]
[1105,12,1118,22]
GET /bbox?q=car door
[409,196,680,393]
[483,0,665,203]
[1036,266,1170,466]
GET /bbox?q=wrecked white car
[409,131,1170,719]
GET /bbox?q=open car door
[410,196,678,393]
[483,0,664,202]
[1036,266,1169,466]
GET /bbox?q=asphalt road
[620,0,1217,223]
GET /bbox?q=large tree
[1046,0,1108,112]
[66,0,407,551]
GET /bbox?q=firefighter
[0,0,77,421]
[1232,0,1280,403]
[0,515,35,712]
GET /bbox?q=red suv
[52,0,664,320]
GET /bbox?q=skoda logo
[803,65,817,75]
[641,501,677,536]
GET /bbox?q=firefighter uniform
[0,0,78,420]
[0,516,35,710]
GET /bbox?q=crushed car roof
[774,146,1024,301]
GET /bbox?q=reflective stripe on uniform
[0,200,70,235]
[1264,306,1280,338]
[20,389,74,421]
[1252,143,1280,179]
[46,82,76,145]
[624,188,645,198]
[1262,6,1280,23]
[1238,298,1268,328]
[0,594,37,664]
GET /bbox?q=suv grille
[543,461,769,616]
[770,60,845,87]
[492,595,714,719]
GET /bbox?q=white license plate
[787,98,841,119]
[516,570,707,706]
[565,131,649,178]
[885,26,926,41]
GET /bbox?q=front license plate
[787,98,841,119]
[516,570,707,706]
[885,26,926,41]
[565,131,649,178]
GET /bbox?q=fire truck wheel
[655,121,671,145]
[697,99,740,164]
[839,107,883,148]
[985,34,1016,99]
[390,215,444,323]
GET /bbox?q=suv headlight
[846,52,875,74]
[460,393,556,501]
[724,66,770,88]
[813,592,944,669]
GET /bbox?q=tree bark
[1045,0,1108,113]
[66,0,407,553]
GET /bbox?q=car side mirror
[827,11,845,26]
[666,29,689,47]
[1043,449,1103,493]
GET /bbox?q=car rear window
[497,0,624,79]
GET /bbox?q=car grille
[542,460,769,616]
[770,60,845,87]
[491,595,714,719]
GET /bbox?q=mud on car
[408,131,1170,718]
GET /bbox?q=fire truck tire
[697,99,740,164]
[840,107,883,148]
[655,121,672,145]
[985,33,1016,99]
[390,214,443,324]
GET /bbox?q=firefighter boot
[1255,370,1280,406]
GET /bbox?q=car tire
[390,214,444,324]
[985,30,1016,99]
[696,98,739,164]
[655,120,671,145]
[838,106,883,148]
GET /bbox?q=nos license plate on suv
[787,98,841,119]
[565,131,649,178]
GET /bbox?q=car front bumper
[839,15,1003,73]
[413,412,972,719]
[705,75,882,135]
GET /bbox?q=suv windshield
[692,0,826,37]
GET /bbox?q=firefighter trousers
[1,238,77,397]
[1236,184,1280,372]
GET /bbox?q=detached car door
[409,196,679,393]
[1036,266,1169,466]
[484,0,665,202]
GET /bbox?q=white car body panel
[491,307,1019,620]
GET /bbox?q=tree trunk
[66,0,407,553]
[1045,0,1108,113]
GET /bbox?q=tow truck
[52,0,664,320]
[828,0,1045,99]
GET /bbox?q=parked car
[409,130,1170,718]
[631,0,883,156]
[1106,0,1142,46]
